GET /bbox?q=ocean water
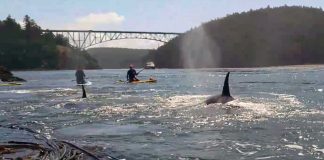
[0,66,323,159]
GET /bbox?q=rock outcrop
[0,66,26,82]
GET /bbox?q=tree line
[0,15,99,70]
[150,6,324,68]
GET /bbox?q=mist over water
[179,27,223,94]
[180,27,221,68]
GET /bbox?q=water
[0,66,323,159]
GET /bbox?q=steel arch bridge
[41,30,181,49]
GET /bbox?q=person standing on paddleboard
[75,66,86,84]
[127,64,139,82]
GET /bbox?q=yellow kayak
[117,79,157,83]
[131,79,157,83]
[0,82,23,86]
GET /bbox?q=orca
[205,72,234,105]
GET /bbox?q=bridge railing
[41,30,181,49]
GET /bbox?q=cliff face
[152,6,324,68]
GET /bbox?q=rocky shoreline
[0,66,26,82]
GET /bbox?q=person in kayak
[127,64,139,82]
[75,66,86,84]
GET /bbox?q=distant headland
[151,6,324,68]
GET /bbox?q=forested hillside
[152,6,324,68]
[88,48,152,68]
[0,15,99,70]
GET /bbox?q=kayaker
[75,66,86,84]
[127,64,139,82]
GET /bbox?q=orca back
[205,72,234,105]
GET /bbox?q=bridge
[41,30,181,49]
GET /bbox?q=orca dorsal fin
[221,72,231,96]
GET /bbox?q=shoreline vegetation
[87,47,152,69]
[9,64,324,72]
[151,6,324,68]
[0,15,100,70]
[1,6,324,70]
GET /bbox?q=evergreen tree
[151,6,324,68]
[0,15,99,70]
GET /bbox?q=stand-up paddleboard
[76,81,92,86]
[0,82,23,86]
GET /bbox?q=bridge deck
[42,29,181,49]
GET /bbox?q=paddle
[81,85,87,98]
[116,79,126,83]
[120,68,145,83]
[72,77,88,82]
[136,68,145,75]
[132,68,145,82]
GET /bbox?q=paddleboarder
[75,66,86,84]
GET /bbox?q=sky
[1,0,324,48]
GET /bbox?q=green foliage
[0,15,99,70]
[152,6,324,68]
[87,48,152,69]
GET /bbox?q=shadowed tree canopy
[0,15,99,70]
[151,6,324,68]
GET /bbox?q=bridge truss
[42,30,181,49]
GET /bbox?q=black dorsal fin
[82,85,87,98]
[221,72,231,96]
